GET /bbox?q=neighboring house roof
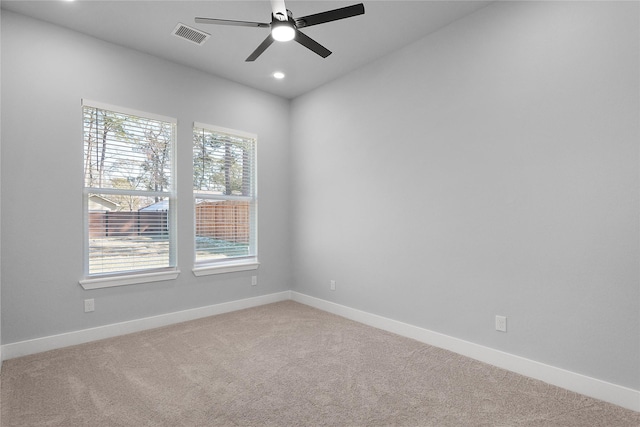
[139,200,169,211]
[88,194,119,211]
[195,199,224,205]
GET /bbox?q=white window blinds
[83,101,176,276]
[193,123,257,265]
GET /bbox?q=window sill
[80,269,180,290]
[192,260,260,277]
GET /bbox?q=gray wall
[290,1,639,390]
[2,1,639,393]
[1,11,291,343]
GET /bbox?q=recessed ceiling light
[273,72,285,79]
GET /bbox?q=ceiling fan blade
[195,17,270,28]
[270,0,288,21]
[246,35,275,62]
[294,30,331,58]
[295,3,365,29]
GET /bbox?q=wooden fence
[88,211,168,238]
[195,200,249,243]
[89,200,249,243]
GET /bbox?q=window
[193,123,258,275]
[80,100,178,288]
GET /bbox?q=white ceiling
[1,0,491,99]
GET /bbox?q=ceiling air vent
[172,23,210,46]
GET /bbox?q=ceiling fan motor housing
[271,11,296,42]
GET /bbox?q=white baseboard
[2,290,637,412]
[1,291,291,361]
[291,292,640,413]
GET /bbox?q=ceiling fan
[195,0,365,61]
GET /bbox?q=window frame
[79,100,180,289]
[192,122,259,276]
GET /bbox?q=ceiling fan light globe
[272,24,295,42]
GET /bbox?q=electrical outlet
[495,315,507,332]
[84,299,95,313]
[330,280,336,291]
[251,276,257,286]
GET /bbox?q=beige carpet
[1,301,638,426]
